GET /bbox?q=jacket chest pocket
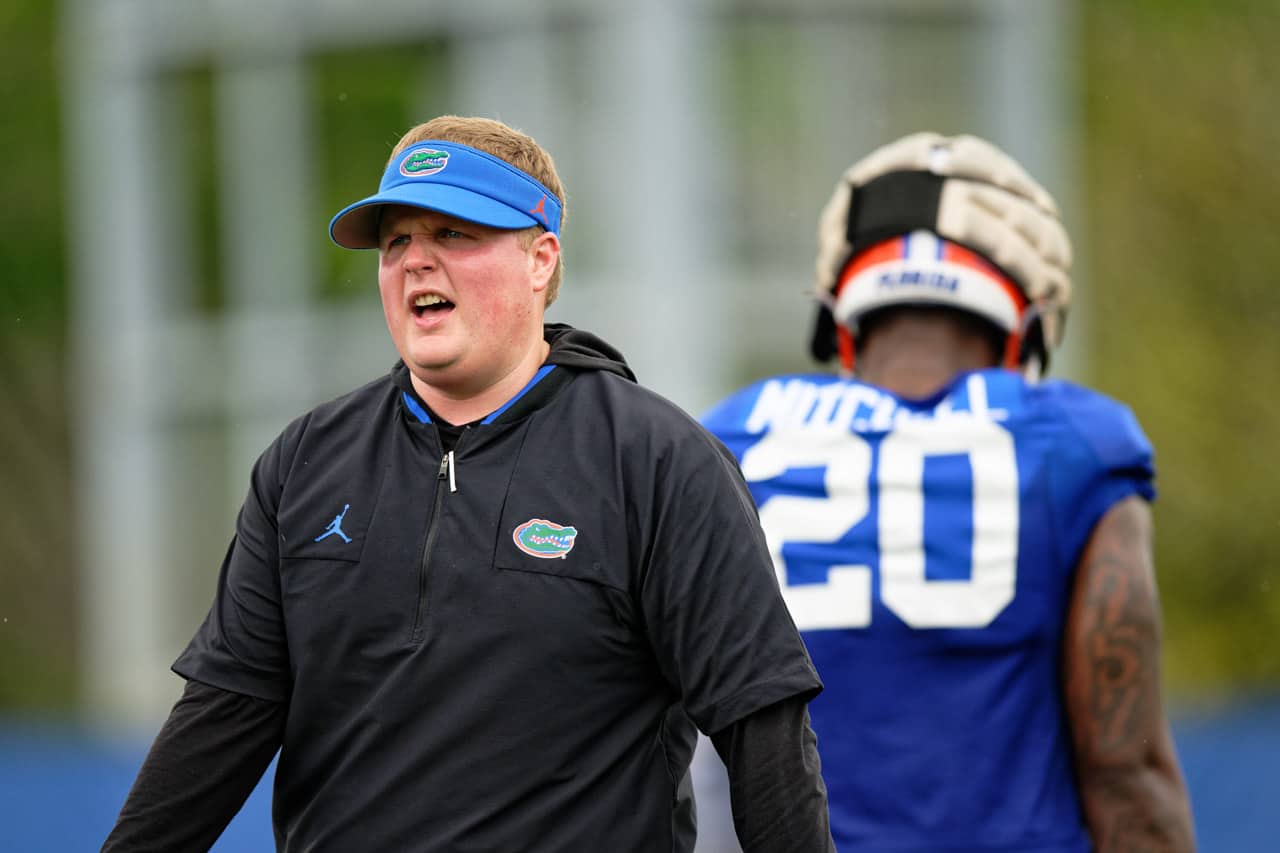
[277,457,388,563]
[276,464,424,655]
[492,507,643,662]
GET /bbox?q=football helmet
[810,132,1073,377]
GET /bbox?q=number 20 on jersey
[740,415,1019,632]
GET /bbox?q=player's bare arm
[1063,495,1196,852]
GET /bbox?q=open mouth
[413,293,454,316]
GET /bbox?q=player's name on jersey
[744,374,1009,434]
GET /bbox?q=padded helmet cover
[811,132,1073,372]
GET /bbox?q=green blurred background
[0,2,1277,848]
[5,0,1275,715]
[2,0,73,711]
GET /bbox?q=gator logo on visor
[513,518,579,559]
[400,148,450,177]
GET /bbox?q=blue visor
[329,141,563,248]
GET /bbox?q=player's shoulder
[268,370,397,458]
[283,370,396,439]
[1020,376,1153,467]
[701,372,848,433]
[242,370,396,487]
[570,368,739,466]
[576,367,704,431]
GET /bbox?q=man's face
[376,205,556,398]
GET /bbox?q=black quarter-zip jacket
[149,325,824,852]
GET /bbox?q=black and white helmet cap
[810,132,1073,377]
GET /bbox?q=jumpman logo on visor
[529,195,549,226]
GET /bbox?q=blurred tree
[1082,0,1280,697]
[1,0,1277,714]
[0,0,76,711]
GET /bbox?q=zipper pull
[438,451,457,493]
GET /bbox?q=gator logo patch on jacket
[513,518,579,559]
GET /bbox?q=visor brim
[329,184,542,249]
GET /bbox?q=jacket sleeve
[710,696,836,853]
[173,426,297,701]
[102,679,286,852]
[637,426,823,735]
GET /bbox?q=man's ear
[528,230,560,293]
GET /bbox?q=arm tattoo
[1077,504,1154,755]
[1065,498,1196,852]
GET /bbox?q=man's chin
[406,359,455,380]
[399,340,457,374]
[403,357,469,393]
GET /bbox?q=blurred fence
[3,699,1278,851]
[4,0,1278,848]
[58,0,1076,727]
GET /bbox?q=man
[701,133,1196,852]
[104,116,834,852]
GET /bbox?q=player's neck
[856,319,998,400]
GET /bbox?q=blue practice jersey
[701,369,1155,853]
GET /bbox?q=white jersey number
[739,418,1019,630]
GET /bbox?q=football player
[702,133,1196,852]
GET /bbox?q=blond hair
[391,116,567,304]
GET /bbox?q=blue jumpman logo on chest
[315,504,353,543]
